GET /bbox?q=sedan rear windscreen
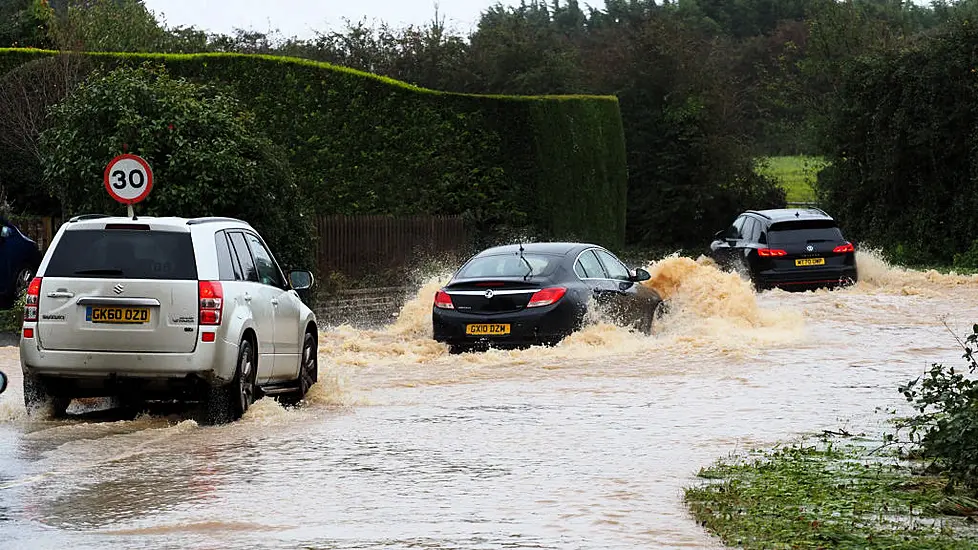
[45,229,198,280]
[768,221,844,244]
[457,253,558,279]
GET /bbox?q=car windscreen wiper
[74,269,125,276]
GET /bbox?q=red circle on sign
[103,154,154,205]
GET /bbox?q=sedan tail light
[527,287,567,308]
[24,277,41,323]
[833,242,855,253]
[434,290,454,310]
[757,248,788,257]
[199,281,223,325]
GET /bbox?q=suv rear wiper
[74,269,125,276]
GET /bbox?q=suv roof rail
[68,214,111,223]
[186,217,250,226]
[745,210,771,220]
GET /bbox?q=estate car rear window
[45,229,198,280]
[458,253,558,278]
[768,220,844,244]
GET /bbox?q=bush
[817,20,978,265]
[900,323,978,492]
[1,48,629,248]
[39,63,314,270]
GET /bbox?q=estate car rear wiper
[74,269,125,276]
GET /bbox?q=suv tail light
[199,281,223,325]
[833,242,855,253]
[24,277,41,323]
[434,290,454,310]
[527,287,567,308]
[757,248,788,257]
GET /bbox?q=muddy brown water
[1,252,977,549]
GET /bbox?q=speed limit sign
[103,154,153,205]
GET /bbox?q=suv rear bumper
[756,265,858,290]
[20,337,237,384]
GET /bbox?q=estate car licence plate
[795,258,826,267]
[466,324,511,336]
[86,306,150,324]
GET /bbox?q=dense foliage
[4,0,978,256]
[817,18,978,266]
[900,324,978,492]
[8,49,628,248]
[38,64,314,269]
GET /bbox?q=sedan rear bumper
[432,300,583,349]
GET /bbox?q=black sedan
[432,242,663,352]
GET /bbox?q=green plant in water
[899,323,978,492]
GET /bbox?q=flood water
[1,252,977,549]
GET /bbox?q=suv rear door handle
[47,291,74,299]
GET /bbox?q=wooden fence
[315,215,470,280]
[10,216,58,251]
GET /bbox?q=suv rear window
[457,253,558,279]
[45,229,198,280]
[768,220,844,244]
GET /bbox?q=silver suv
[20,215,318,423]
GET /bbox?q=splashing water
[853,249,978,295]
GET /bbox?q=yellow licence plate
[86,306,151,324]
[466,324,511,336]
[795,258,826,267]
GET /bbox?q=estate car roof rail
[744,210,771,220]
[186,217,251,226]
[68,214,111,223]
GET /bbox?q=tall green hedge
[816,20,978,266]
[0,48,628,248]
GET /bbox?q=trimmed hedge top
[0,48,629,248]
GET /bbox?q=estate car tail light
[527,287,567,308]
[23,277,41,323]
[434,290,454,310]
[199,281,223,325]
[757,248,788,257]
[833,242,855,254]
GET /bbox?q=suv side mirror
[630,267,652,282]
[0,371,7,395]
[289,270,315,291]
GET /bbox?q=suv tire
[205,338,256,425]
[279,331,317,407]
[24,373,70,419]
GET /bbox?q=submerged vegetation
[685,439,978,549]
[688,323,978,548]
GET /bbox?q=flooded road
[1,252,977,549]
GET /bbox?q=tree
[39,64,314,269]
[0,0,54,48]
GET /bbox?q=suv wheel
[205,338,256,424]
[279,332,317,407]
[24,373,70,419]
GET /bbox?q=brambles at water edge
[899,323,978,492]
[684,439,978,550]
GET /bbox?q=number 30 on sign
[103,154,153,205]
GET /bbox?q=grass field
[755,155,827,204]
